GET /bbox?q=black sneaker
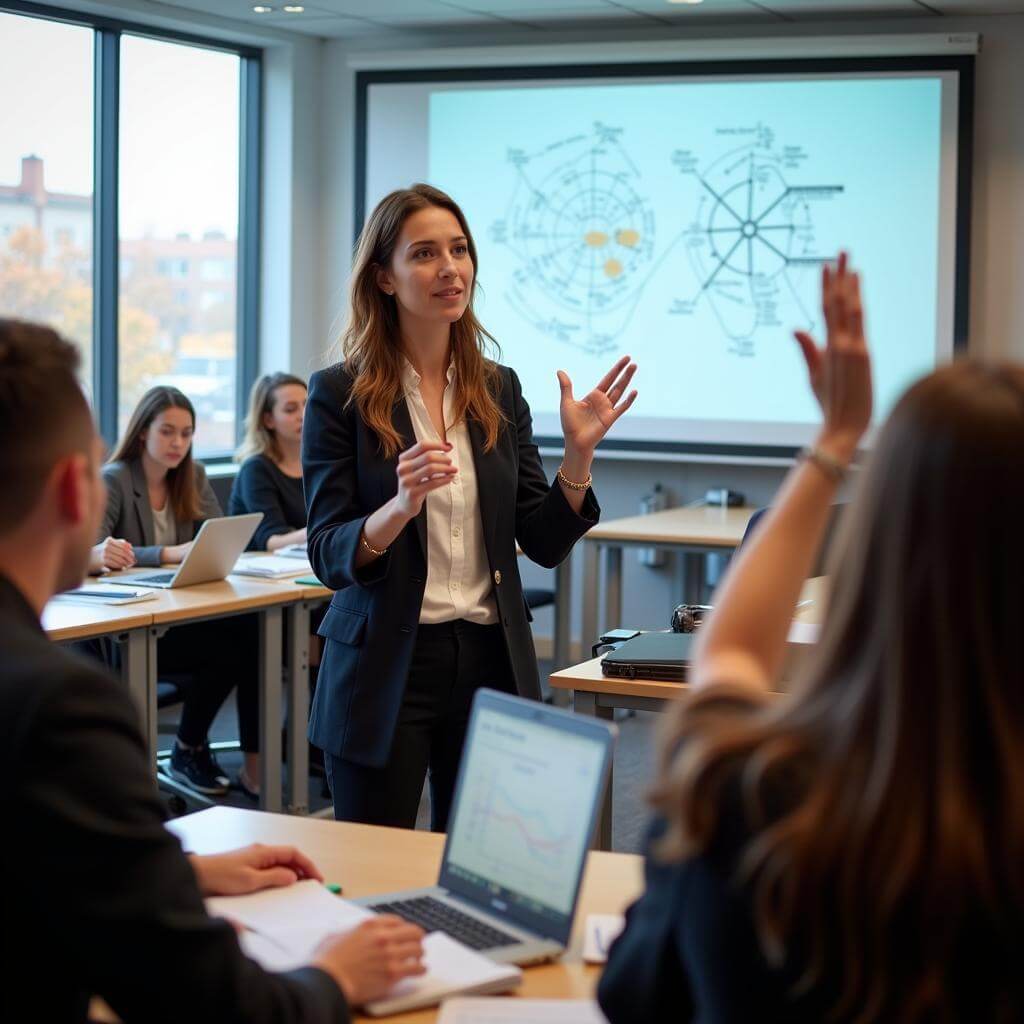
[168,742,230,795]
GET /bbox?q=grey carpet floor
[170,660,659,855]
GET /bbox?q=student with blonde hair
[231,372,309,552]
[598,255,1024,1022]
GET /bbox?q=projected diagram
[675,126,845,356]
[489,123,656,356]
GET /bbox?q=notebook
[205,880,521,1016]
[52,585,158,606]
[232,554,312,578]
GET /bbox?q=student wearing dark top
[0,318,425,1023]
[599,255,1024,1022]
[231,372,308,552]
[97,387,262,797]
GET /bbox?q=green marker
[325,882,342,895]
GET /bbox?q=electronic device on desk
[356,688,616,966]
[600,631,696,682]
[98,513,262,589]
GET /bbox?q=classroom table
[580,504,756,651]
[42,599,152,723]
[44,564,333,815]
[167,805,644,1024]
[554,579,824,849]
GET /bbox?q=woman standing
[303,184,637,830]
[100,386,260,797]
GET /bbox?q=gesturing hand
[314,916,426,1006]
[793,252,873,456]
[394,440,458,520]
[558,355,638,458]
[190,843,324,897]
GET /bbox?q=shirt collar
[400,355,456,397]
[0,574,45,635]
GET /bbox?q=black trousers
[325,619,516,832]
[157,616,259,752]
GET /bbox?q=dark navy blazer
[302,361,599,767]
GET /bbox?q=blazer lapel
[390,397,427,560]
[469,418,501,565]
[128,459,156,547]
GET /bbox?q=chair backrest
[740,504,847,578]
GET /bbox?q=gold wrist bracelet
[557,466,593,491]
[360,531,387,558]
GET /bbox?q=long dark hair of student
[110,386,201,524]
[653,362,1024,1022]
[341,183,505,459]
[237,371,306,464]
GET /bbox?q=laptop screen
[439,690,614,945]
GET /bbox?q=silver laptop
[101,513,263,589]
[358,689,616,965]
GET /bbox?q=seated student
[99,386,261,798]
[0,317,424,1022]
[598,255,1024,1022]
[230,372,308,552]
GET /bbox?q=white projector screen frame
[355,55,974,460]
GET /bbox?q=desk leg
[259,606,284,813]
[117,628,149,747]
[683,552,704,605]
[582,541,600,655]
[552,557,572,704]
[286,602,310,816]
[604,545,623,633]
[573,690,614,851]
[146,626,163,769]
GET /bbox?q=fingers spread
[594,354,630,393]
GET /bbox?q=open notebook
[206,880,521,1017]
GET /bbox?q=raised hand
[557,355,638,459]
[793,252,873,458]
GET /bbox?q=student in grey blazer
[94,387,261,799]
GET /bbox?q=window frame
[0,1,261,460]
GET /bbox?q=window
[119,34,241,455]
[0,6,259,458]
[0,12,93,386]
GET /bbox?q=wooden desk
[168,806,644,1024]
[580,505,755,651]
[43,600,152,727]
[554,579,824,849]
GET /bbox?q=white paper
[52,585,157,605]
[437,998,607,1024]
[232,554,312,578]
[207,881,521,1015]
[581,914,625,964]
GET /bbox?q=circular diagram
[492,124,655,355]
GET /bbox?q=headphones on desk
[671,604,713,634]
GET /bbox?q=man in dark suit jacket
[0,319,424,1022]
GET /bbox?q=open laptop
[99,512,263,589]
[359,688,616,966]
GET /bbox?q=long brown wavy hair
[653,362,1024,1022]
[342,184,505,457]
[236,371,306,464]
[110,386,201,524]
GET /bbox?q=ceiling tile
[924,0,1024,10]
[753,0,925,12]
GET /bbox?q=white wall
[307,14,1024,650]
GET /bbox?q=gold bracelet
[798,445,849,484]
[359,530,387,558]
[557,466,593,491]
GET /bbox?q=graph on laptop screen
[445,707,606,917]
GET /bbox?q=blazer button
[493,570,502,585]
[399,625,412,634]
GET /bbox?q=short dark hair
[0,319,94,533]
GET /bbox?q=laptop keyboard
[132,572,175,584]
[367,896,519,951]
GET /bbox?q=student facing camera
[97,386,262,798]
